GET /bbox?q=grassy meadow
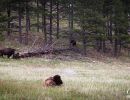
[0,56,130,100]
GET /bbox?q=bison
[70,40,76,46]
[13,53,20,59]
[0,48,16,58]
[53,75,63,86]
[44,77,56,87]
[44,75,63,87]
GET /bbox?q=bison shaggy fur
[13,53,20,59]
[0,48,15,58]
[53,75,63,86]
[44,77,56,87]
[70,40,76,46]
[44,75,63,87]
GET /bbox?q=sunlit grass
[0,57,130,100]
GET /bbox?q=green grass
[0,57,130,100]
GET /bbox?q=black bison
[0,48,16,58]
[13,53,20,59]
[44,75,63,87]
[70,40,76,46]
[53,75,63,86]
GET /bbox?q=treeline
[0,0,130,56]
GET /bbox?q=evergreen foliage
[0,0,129,56]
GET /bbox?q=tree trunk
[109,15,113,43]
[7,4,11,36]
[18,1,22,43]
[114,28,119,57]
[102,40,106,52]
[99,39,102,51]
[28,15,31,31]
[49,0,53,44]
[114,39,118,56]
[82,30,87,55]
[25,0,29,45]
[37,0,40,32]
[56,0,59,39]
[102,24,106,53]
[42,0,47,43]
[69,0,74,48]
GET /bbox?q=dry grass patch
[0,57,130,100]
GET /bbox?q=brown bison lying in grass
[44,75,63,87]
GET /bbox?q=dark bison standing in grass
[0,48,16,58]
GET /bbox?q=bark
[69,0,74,48]
[28,15,31,31]
[7,4,11,36]
[82,30,87,55]
[49,0,53,44]
[37,0,40,32]
[114,28,119,57]
[102,40,106,53]
[56,0,59,39]
[109,15,113,43]
[18,1,22,43]
[114,39,118,56]
[25,0,29,45]
[42,0,47,42]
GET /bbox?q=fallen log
[19,48,71,58]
